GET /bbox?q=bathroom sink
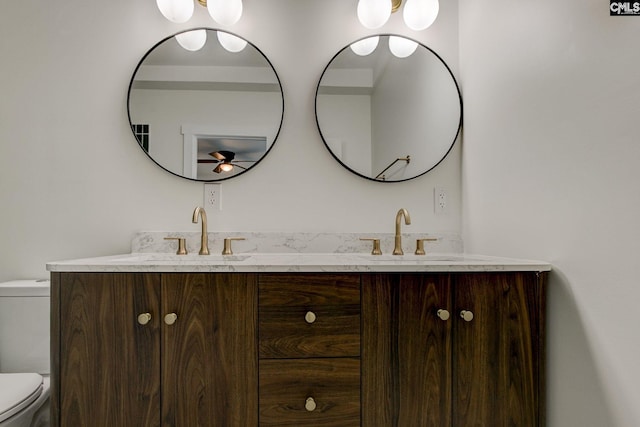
[107,253,251,263]
[357,254,468,262]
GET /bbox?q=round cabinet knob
[460,310,474,322]
[305,311,317,324]
[305,397,317,412]
[137,313,152,325]
[164,313,178,325]
[436,309,450,321]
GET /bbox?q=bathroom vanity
[48,251,549,427]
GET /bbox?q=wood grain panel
[453,272,543,427]
[58,273,161,427]
[397,274,452,426]
[361,274,397,426]
[259,274,360,306]
[362,273,451,427]
[161,273,258,426]
[259,304,360,358]
[259,358,360,426]
[50,273,60,427]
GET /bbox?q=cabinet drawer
[259,358,360,426]
[259,274,360,358]
[258,274,360,306]
[259,304,360,358]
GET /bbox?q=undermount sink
[357,254,467,262]
[109,253,251,263]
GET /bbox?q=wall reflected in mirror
[128,28,284,182]
[315,34,462,182]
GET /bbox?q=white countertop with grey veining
[47,253,551,273]
[46,231,550,273]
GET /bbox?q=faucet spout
[393,208,411,255]
[192,206,209,255]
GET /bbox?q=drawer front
[259,304,360,358]
[259,358,360,427]
[259,274,361,358]
[259,274,360,306]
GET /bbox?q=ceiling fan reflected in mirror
[197,150,256,173]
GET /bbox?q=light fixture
[403,0,439,30]
[156,0,194,23]
[217,31,247,53]
[357,0,393,29]
[217,162,234,172]
[157,0,243,26]
[350,36,380,56]
[388,36,418,58]
[357,0,439,30]
[176,29,207,51]
[206,0,243,26]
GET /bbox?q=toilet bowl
[0,374,49,427]
[0,280,51,427]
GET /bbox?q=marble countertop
[47,252,551,273]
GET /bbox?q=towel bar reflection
[375,155,410,181]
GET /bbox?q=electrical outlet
[204,183,222,211]
[434,187,448,214]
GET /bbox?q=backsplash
[132,231,463,256]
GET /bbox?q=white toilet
[0,280,50,427]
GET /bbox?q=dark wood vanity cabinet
[258,274,361,426]
[362,272,547,427]
[51,270,546,427]
[51,272,258,427]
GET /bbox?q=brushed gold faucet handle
[164,237,188,255]
[360,238,382,255]
[415,238,438,255]
[222,237,245,255]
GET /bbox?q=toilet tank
[0,280,50,374]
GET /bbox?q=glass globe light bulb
[403,0,439,31]
[350,36,380,56]
[208,0,243,26]
[176,29,207,52]
[357,0,391,29]
[217,31,247,53]
[156,0,194,24]
[389,36,419,58]
[220,163,234,172]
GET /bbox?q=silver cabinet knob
[305,397,317,412]
[137,313,152,325]
[305,311,317,324]
[164,313,178,325]
[460,310,474,322]
[436,309,450,321]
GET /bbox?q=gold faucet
[192,207,209,255]
[393,208,411,255]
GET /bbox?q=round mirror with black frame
[315,34,462,182]
[127,28,284,182]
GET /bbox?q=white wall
[460,0,640,425]
[372,46,460,179]
[130,88,281,175]
[0,0,460,281]
[315,93,373,175]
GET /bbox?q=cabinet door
[362,273,452,426]
[57,272,161,427]
[161,273,258,426]
[453,272,545,427]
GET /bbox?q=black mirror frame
[127,27,285,182]
[315,34,462,183]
